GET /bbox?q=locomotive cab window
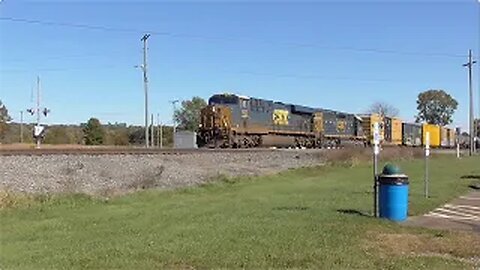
[209,95,239,105]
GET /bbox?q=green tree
[0,100,12,141]
[82,118,105,145]
[415,89,458,126]
[173,97,207,131]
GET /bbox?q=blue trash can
[378,164,409,222]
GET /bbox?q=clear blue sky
[0,1,479,130]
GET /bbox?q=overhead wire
[0,15,474,85]
[0,16,470,59]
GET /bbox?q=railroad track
[0,147,277,156]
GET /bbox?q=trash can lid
[382,163,402,175]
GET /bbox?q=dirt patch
[364,231,480,266]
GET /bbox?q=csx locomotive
[197,93,364,148]
[197,93,458,149]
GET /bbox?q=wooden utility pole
[20,110,23,143]
[463,49,477,155]
[156,113,160,148]
[35,76,41,148]
[150,113,154,147]
[141,34,151,148]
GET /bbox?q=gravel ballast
[0,150,325,195]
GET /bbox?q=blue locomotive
[197,93,365,148]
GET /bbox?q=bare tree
[366,101,399,118]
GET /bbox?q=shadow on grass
[468,184,480,190]
[337,209,371,217]
[460,175,480,179]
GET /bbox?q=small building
[174,130,198,149]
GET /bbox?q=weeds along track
[0,146,431,157]
[0,147,283,156]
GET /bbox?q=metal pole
[464,49,476,155]
[456,141,460,159]
[160,121,163,149]
[20,111,23,143]
[156,113,160,148]
[469,50,475,154]
[425,154,429,198]
[141,34,151,148]
[425,132,430,198]
[150,113,154,147]
[172,102,177,134]
[36,76,41,149]
[373,150,378,217]
[373,122,380,217]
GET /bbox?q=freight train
[197,93,457,148]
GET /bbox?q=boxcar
[447,128,456,147]
[422,124,441,147]
[360,114,384,145]
[384,117,402,145]
[440,126,449,147]
[402,123,422,147]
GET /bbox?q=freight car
[384,117,403,145]
[357,114,456,148]
[422,124,441,147]
[197,94,365,148]
[402,123,422,147]
[359,114,384,145]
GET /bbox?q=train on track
[197,93,458,149]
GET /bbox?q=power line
[0,16,470,59]
[0,64,127,73]
[0,65,449,85]
[0,50,133,63]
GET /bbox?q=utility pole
[20,111,23,143]
[141,33,151,148]
[150,113,154,147]
[464,49,477,155]
[156,113,160,148]
[35,76,41,148]
[27,76,49,149]
[160,119,163,149]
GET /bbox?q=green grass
[1,156,479,269]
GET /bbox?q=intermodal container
[402,123,422,147]
[384,117,392,143]
[360,114,383,144]
[391,117,403,145]
[448,128,456,147]
[422,124,440,147]
[440,126,449,147]
[384,117,403,145]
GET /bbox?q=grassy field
[1,155,479,269]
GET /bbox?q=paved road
[406,191,480,233]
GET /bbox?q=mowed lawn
[1,156,479,269]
